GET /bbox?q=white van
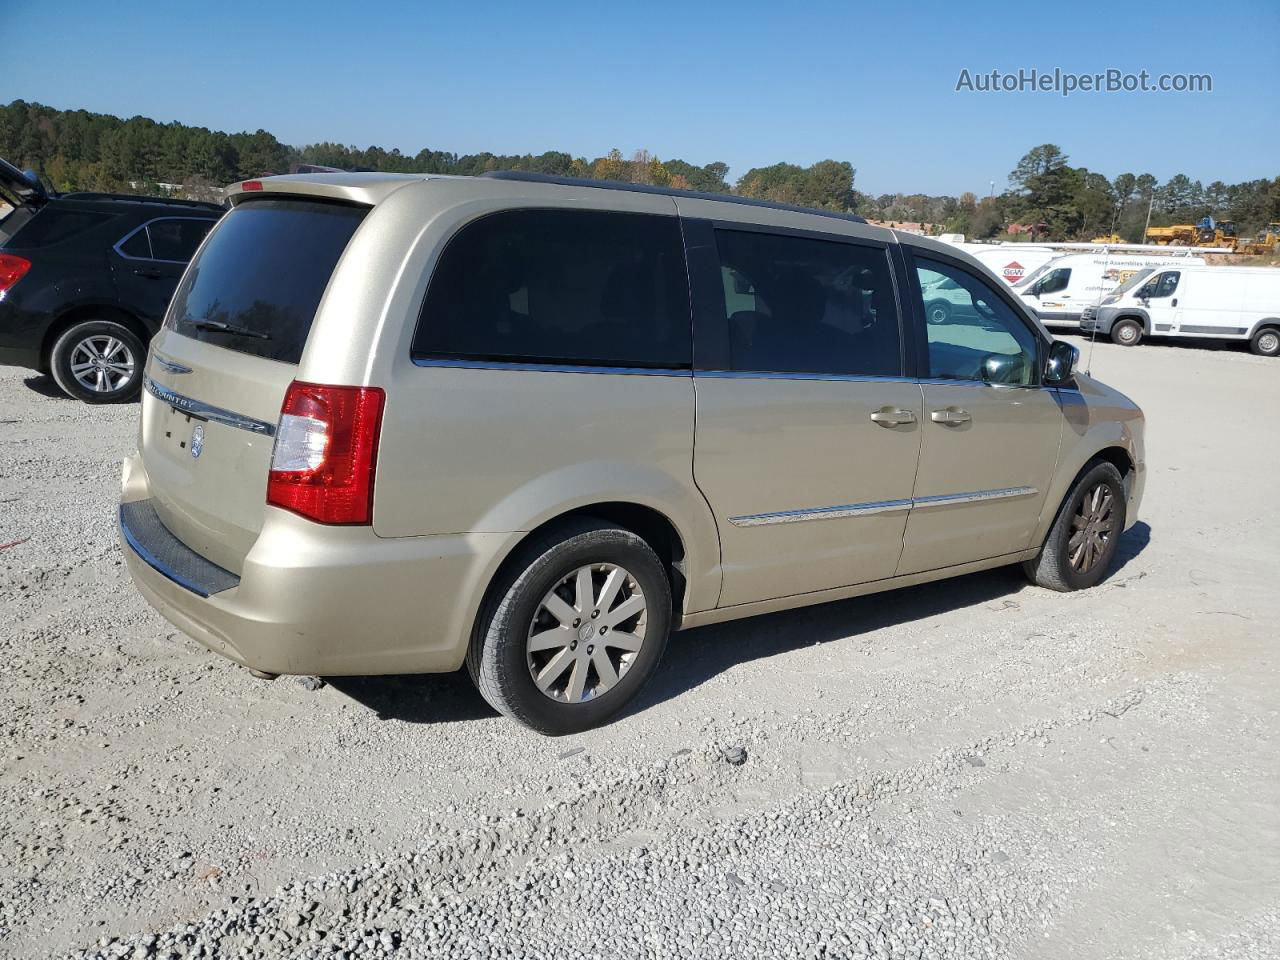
[1081,265,1280,356]
[970,246,1063,286]
[1015,252,1205,327]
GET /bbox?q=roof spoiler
[0,157,49,206]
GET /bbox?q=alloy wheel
[69,335,136,393]
[1069,482,1115,573]
[526,563,647,703]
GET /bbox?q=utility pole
[1142,193,1155,242]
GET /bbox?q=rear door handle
[931,408,972,426]
[870,407,917,427]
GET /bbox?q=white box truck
[1014,252,1205,327]
[1080,265,1280,356]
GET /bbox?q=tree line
[2,101,1276,241]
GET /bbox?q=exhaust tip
[247,668,279,681]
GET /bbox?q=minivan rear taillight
[0,254,31,296]
[267,381,385,525]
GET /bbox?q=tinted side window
[6,209,114,249]
[168,199,366,364]
[713,230,901,376]
[414,209,691,369]
[916,257,1039,385]
[148,219,216,262]
[118,227,152,259]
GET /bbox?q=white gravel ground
[1,336,1277,959]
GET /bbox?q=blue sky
[7,0,1278,195]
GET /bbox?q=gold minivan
[119,172,1145,733]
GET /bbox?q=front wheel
[1023,460,1127,592]
[1250,327,1280,357]
[467,520,672,734]
[1110,318,1143,347]
[49,320,146,403]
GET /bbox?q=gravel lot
[2,336,1278,959]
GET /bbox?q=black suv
[0,159,223,402]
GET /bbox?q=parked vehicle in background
[1014,251,1205,328]
[0,158,223,402]
[119,171,1145,734]
[1081,265,1280,355]
[968,245,1063,286]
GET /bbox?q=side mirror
[1044,340,1079,385]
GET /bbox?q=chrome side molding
[729,498,913,527]
[143,375,276,437]
[911,486,1038,509]
[729,486,1038,527]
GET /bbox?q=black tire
[1023,460,1127,592]
[49,320,146,403]
[1110,318,1143,347]
[467,519,672,735]
[1250,327,1280,357]
[925,299,952,325]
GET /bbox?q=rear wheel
[1110,318,1143,347]
[467,520,672,735]
[925,299,952,325]
[50,319,145,403]
[1023,460,1127,592]
[1250,327,1280,357]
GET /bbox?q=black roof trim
[57,192,225,212]
[479,171,867,225]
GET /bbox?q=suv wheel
[1250,327,1280,357]
[1023,460,1127,592]
[1110,318,1143,347]
[50,320,146,403]
[468,520,672,735]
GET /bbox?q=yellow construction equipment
[1145,223,1199,245]
[1146,217,1239,250]
[1090,233,1123,244]
[1240,222,1280,256]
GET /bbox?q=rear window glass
[167,199,367,364]
[6,209,114,248]
[413,208,691,369]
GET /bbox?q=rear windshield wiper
[193,320,271,340]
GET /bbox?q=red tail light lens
[0,254,32,296]
[267,382,385,525]
[241,180,264,192]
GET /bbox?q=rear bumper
[119,457,521,676]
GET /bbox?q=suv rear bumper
[119,459,520,676]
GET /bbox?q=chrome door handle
[931,408,972,426]
[870,407,917,427]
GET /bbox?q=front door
[688,223,923,607]
[898,254,1066,575]
[1138,269,1182,333]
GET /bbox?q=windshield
[1013,262,1053,288]
[1108,268,1154,299]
